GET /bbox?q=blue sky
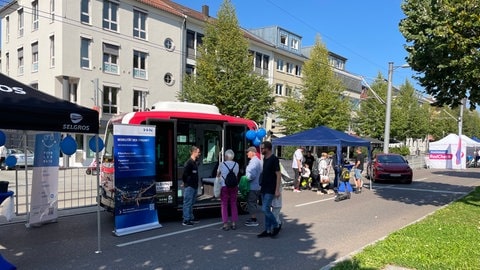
[175,0,416,89]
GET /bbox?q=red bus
[99,101,258,219]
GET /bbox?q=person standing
[217,149,239,231]
[354,147,365,194]
[292,146,305,192]
[257,141,281,238]
[182,146,201,226]
[244,146,262,227]
[0,145,7,170]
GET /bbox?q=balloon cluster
[246,128,267,146]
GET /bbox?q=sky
[174,0,417,89]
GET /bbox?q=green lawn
[332,186,480,270]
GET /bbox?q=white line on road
[116,221,223,247]
[373,185,469,195]
[295,197,335,207]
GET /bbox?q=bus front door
[146,119,178,218]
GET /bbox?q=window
[5,16,9,43]
[133,50,147,79]
[103,86,118,114]
[103,1,118,31]
[263,55,269,70]
[5,52,9,75]
[275,84,283,96]
[81,0,90,24]
[69,82,78,103]
[186,30,203,59]
[285,86,292,97]
[133,90,147,111]
[186,64,195,75]
[103,43,119,74]
[164,38,174,51]
[32,1,39,30]
[31,42,38,72]
[291,38,299,50]
[50,35,55,67]
[255,53,262,69]
[18,8,24,37]
[133,9,146,39]
[280,34,288,46]
[80,37,91,69]
[164,73,174,86]
[50,0,55,22]
[30,83,38,89]
[17,47,24,75]
[295,65,301,76]
[276,59,284,71]
[286,63,293,74]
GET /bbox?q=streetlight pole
[384,62,394,153]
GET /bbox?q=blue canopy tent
[272,125,371,188]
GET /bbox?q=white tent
[428,133,480,169]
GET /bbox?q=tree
[355,74,388,139]
[400,0,480,109]
[391,80,430,140]
[276,37,350,134]
[178,0,273,123]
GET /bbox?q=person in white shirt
[291,146,305,192]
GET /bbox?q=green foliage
[332,186,480,269]
[400,0,480,109]
[276,37,350,135]
[389,146,410,156]
[178,0,274,123]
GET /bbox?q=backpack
[223,162,238,187]
[341,168,350,182]
[238,175,250,200]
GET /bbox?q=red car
[367,153,413,184]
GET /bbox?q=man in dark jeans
[182,146,201,226]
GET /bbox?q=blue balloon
[5,155,17,167]
[253,137,261,146]
[60,135,77,156]
[246,130,256,141]
[89,136,104,152]
[256,128,267,139]
[0,131,5,146]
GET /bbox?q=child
[300,163,311,190]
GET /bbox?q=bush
[389,146,410,156]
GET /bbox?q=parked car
[366,153,413,184]
[3,148,35,169]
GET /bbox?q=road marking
[116,221,223,247]
[295,197,335,207]
[373,185,469,195]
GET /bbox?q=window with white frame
[103,86,118,114]
[164,73,174,86]
[280,34,288,46]
[50,35,55,67]
[263,55,269,70]
[286,62,293,74]
[133,50,147,79]
[80,37,91,69]
[103,43,119,74]
[295,65,301,76]
[32,0,39,30]
[291,38,299,50]
[31,42,38,72]
[276,59,284,71]
[103,1,118,31]
[275,83,283,96]
[17,47,24,75]
[50,0,55,22]
[164,38,175,51]
[5,16,9,43]
[285,86,292,97]
[69,82,77,103]
[133,9,146,39]
[133,89,147,112]
[18,8,24,37]
[81,0,90,24]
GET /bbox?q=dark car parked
[366,153,413,184]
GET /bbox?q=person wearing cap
[244,146,262,227]
[292,146,305,192]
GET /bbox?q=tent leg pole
[95,136,102,254]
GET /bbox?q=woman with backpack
[217,149,240,231]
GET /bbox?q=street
[0,168,478,269]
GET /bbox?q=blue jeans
[261,193,278,232]
[182,186,197,222]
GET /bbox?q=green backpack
[238,175,250,200]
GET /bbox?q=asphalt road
[0,168,478,270]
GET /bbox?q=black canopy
[0,73,99,134]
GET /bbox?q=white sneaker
[293,189,301,193]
